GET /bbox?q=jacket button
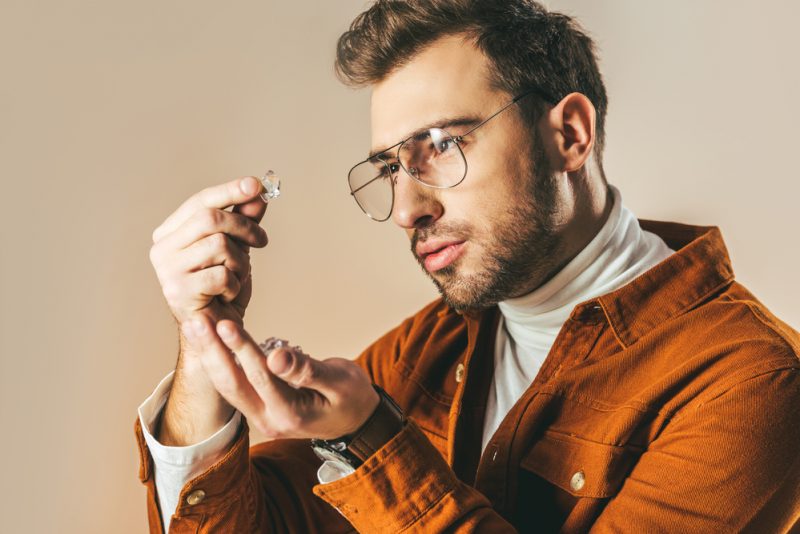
[186,489,206,505]
[455,363,465,383]
[570,470,586,491]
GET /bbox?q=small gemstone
[258,336,289,355]
[259,170,281,202]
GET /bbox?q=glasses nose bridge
[391,139,440,198]
[389,141,420,187]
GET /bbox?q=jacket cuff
[135,414,253,528]
[312,419,459,532]
[137,370,242,466]
[136,370,243,532]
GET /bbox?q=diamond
[258,336,289,355]
[259,170,281,202]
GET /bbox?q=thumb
[233,192,268,255]
[267,349,340,394]
[233,183,269,223]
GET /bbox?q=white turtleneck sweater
[138,183,675,531]
[482,183,675,451]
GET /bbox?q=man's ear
[541,92,596,173]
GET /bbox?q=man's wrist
[156,360,235,446]
[312,385,405,467]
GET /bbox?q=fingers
[215,322,297,403]
[158,208,268,252]
[186,265,242,304]
[149,177,269,318]
[230,273,253,318]
[158,270,236,316]
[219,328,350,400]
[264,348,346,396]
[233,190,269,225]
[182,314,266,417]
[177,233,251,282]
[207,320,330,437]
[233,197,268,256]
[153,177,264,243]
[233,197,268,255]
[191,318,379,440]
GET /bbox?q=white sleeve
[137,370,242,533]
[316,458,356,484]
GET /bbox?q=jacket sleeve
[135,413,356,533]
[591,367,800,533]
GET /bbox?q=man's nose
[391,169,443,229]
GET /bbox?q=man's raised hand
[149,176,268,331]
[148,176,269,445]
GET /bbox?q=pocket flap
[520,431,639,498]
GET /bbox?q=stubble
[411,135,562,312]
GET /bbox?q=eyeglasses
[347,87,556,221]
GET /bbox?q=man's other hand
[182,314,380,440]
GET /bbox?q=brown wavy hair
[335,0,609,172]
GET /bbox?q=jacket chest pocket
[520,430,641,499]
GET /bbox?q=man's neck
[522,177,613,297]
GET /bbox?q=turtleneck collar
[497,183,675,349]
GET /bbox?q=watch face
[311,438,362,469]
[311,443,348,464]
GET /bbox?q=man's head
[336,0,610,311]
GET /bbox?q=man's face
[370,35,567,311]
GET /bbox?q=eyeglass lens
[348,128,466,221]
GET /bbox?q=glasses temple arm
[459,88,556,138]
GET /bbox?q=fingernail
[219,322,236,340]
[240,177,258,195]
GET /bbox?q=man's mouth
[417,240,466,272]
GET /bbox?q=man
[136,1,800,532]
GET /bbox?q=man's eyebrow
[368,116,482,160]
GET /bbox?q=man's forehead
[368,35,499,156]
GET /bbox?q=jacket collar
[452,219,736,349]
[598,219,735,348]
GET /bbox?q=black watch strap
[312,384,405,468]
[345,384,405,463]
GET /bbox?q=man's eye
[432,137,461,156]
[438,139,454,152]
[378,163,400,179]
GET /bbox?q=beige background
[1,1,797,532]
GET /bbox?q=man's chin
[440,290,496,313]
[429,269,499,312]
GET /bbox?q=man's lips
[417,240,466,272]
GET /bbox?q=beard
[411,135,562,312]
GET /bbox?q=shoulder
[667,281,800,408]
[701,281,799,373]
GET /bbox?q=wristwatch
[311,384,405,469]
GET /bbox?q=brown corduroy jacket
[135,219,800,533]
